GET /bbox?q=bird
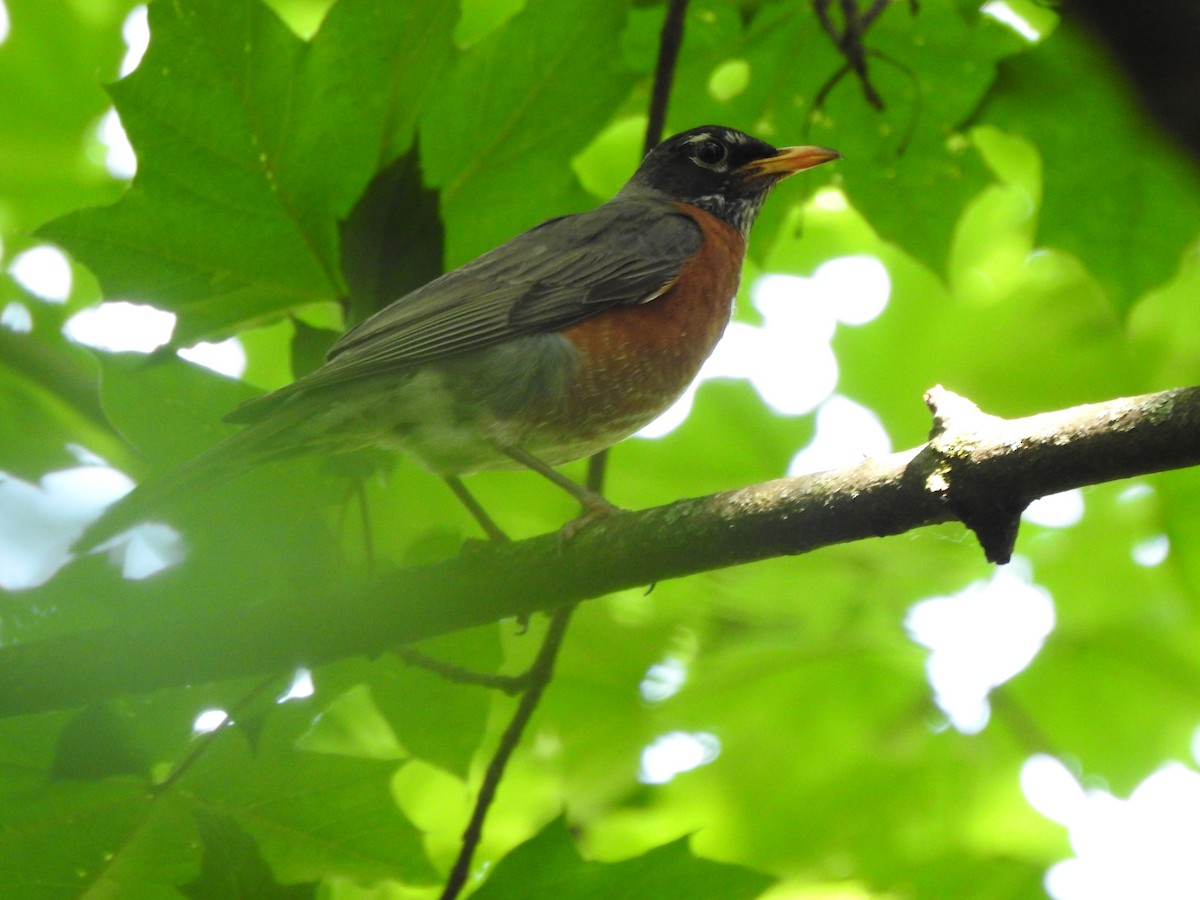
[76,125,839,551]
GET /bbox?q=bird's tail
[72,399,316,554]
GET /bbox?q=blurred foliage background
[1,0,1199,897]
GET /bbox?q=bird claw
[558,496,621,544]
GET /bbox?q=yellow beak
[741,145,842,178]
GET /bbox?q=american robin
[78,125,839,549]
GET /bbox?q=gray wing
[329,196,699,370]
[227,195,700,424]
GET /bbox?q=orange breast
[521,203,747,461]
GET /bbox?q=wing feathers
[229,196,701,422]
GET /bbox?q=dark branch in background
[438,607,574,900]
[813,0,916,110]
[425,472,545,895]
[644,0,689,156]
[588,0,688,498]
[3,385,1198,718]
[815,0,885,108]
[440,8,692,890]
[407,491,549,898]
[1063,0,1200,159]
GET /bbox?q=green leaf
[420,0,637,265]
[826,0,1026,274]
[97,352,254,470]
[181,811,317,899]
[1160,468,1200,601]
[0,0,133,232]
[1010,624,1200,793]
[50,704,149,781]
[979,24,1200,309]
[40,0,331,339]
[39,0,458,343]
[289,629,500,780]
[368,628,501,779]
[0,303,120,479]
[185,701,436,885]
[471,817,774,899]
[0,716,200,899]
[338,149,444,326]
[88,350,355,591]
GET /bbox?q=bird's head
[621,125,840,235]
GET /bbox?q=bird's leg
[443,475,509,543]
[499,444,618,514]
[498,443,620,537]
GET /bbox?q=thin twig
[396,645,529,694]
[861,0,892,29]
[814,0,839,42]
[812,0,891,109]
[335,478,377,571]
[808,60,853,135]
[444,475,509,543]
[439,605,577,900]
[586,447,608,495]
[356,479,375,572]
[645,0,689,155]
[150,675,280,796]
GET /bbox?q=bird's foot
[558,493,621,542]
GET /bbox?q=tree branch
[2,385,1197,717]
[438,606,575,900]
[644,0,688,155]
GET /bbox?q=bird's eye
[692,139,728,168]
